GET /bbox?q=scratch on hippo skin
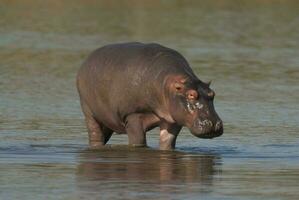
[186,101,203,113]
[186,102,193,113]
[195,102,203,109]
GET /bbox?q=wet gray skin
[0,1,299,200]
[76,42,224,149]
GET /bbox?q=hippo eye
[187,93,195,99]
[186,89,199,101]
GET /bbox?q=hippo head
[167,76,223,139]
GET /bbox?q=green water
[0,1,298,199]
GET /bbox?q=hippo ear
[174,82,184,91]
[170,82,185,94]
[206,80,212,87]
[167,75,187,94]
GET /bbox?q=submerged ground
[0,1,298,199]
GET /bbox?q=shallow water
[0,0,299,199]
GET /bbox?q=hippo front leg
[125,114,147,147]
[159,123,182,150]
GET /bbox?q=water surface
[0,1,299,199]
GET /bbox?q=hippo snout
[190,119,223,139]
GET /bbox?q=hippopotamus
[76,42,223,150]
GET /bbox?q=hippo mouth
[190,119,223,139]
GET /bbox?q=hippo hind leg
[80,101,113,148]
[85,117,113,148]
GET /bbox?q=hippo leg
[85,118,113,148]
[125,114,148,147]
[159,123,182,150]
[80,101,113,148]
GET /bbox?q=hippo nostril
[215,121,223,131]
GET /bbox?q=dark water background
[0,1,298,199]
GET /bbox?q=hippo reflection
[76,147,221,185]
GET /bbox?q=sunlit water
[0,1,298,199]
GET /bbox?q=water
[0,0,299,199]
